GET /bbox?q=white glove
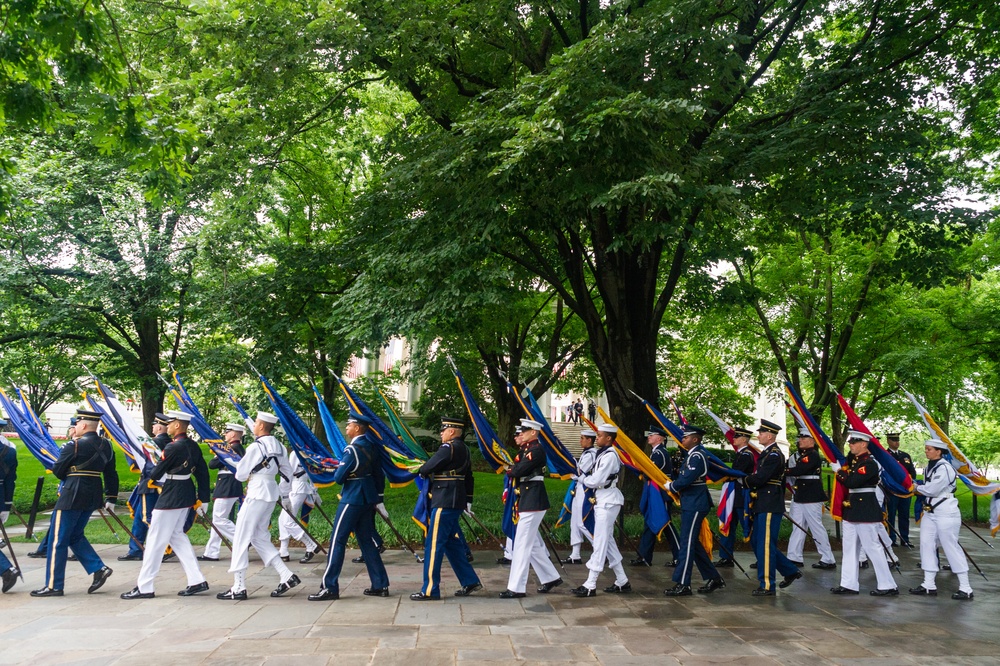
[104,501,116,514]
[195,504,207,517]
[663,482,673,493]
[280,496,293,513]
[312,492,322,507]
[376,502,389,519]
[464,502,474,517]
[830,462,842,473]
[0,511,8,524]
[570,474,579,481]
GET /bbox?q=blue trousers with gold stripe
[421,508,480,598]
[45,509,105,590]
[321,502,388,595]
[751,511,798,591]
[126,493,158,557]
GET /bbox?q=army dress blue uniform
[665,438,722,593]
[122,427,171,560]
[0,433,18,590]
[636,436,680,565]
[745,441,800,594]
[33,428,119,595]
[310,423,389,600]
[717,434,756,566]
[412,429,481,599]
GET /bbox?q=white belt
[797,475,820,480]
[520,476,544,483]
[165,474,191,481]
[850,488,877,494]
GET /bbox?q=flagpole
[196,515,233,552]
[959,542,989,581]
[961,519,995,550]
[104,510,145,551]
[712,530,751,580]
[377,512,421,562]
[539,522,568,574]
[280,504,326,554]
[97,509,121,541]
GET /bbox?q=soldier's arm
[103,446,120,501]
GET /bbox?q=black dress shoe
[351,555,366,564]
[909,585,937,596]
[31,587,64,597]
[364,587,390,597]
[2,567,19,593]
[604,582,632,594]
[117,554,142,562]
[663,584,692,597]
[789,560,804,567]
[751,588,775,597]
[560,557,583,564]
[68,554,78,562]
[279,555,290,562]
[410,592,440,601]
[870,588,899,597]
[217,589,248,600]
[299,551,316,564]
[942,563,951,571]
[812,561,836,570]
[162,552,176,563]
[629,557,650,566]
[454,583,483,597]
[664,559,678,567]
[697,578,725,594]
[308,588,340,601]
[88,566,113,594]
[496,556,512,565]
[749,562,757,569]
[197,555,219,562]
[952,590,974,601]
[498,589,526,599]
[178,581,210,596]
[119,587,153,600]
[714,558,734,568]
[571,586,596,597]
[859,560,869,569]
[271,574,301,597]
[27,551,47,559]
[537,578,563,594]
[466,552,474,562]
[830,586,859,595]
[779,571,802,589]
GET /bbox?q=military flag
[833,390,915,497]
[166,372,241,472]
[506,380,576,478]
[0,386,60,470]
[313,385,348,459]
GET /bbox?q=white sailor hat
[166,410,194,422]
[256,411,279,424]
[580,429,597,438]
[846,430,871,442]
[925,438,949,450]
[598,423,618,434]
[223,423,246,433]
[519,418,544,431]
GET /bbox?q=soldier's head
[75,410,102,436]
[253,411,278,437]
[223,423,246,445]
[645,425,666,448]
[152,412,170,436]
[846,430,871,456]
[344,412,371,439]
[580,429,596,449]
[886,433,900,450]
[513,425,523,446]
[519,419,542,443]
[679,425,705,450]
[439,416,465,442]
[732,427,752,450]
[796,430,815,450]
[757,420,782,446]
[166,410,193,437]
[924,438,947,461]
[595,424,617,448]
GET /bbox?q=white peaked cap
[846,430,871,442]
[166,410,194,422]
[520,418,544,431]
[224,423,246,433]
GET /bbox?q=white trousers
[504,538,514,560]
[229,498,292,587]
[786,502,835,564]
[278,492,318,554]
[506,510,559,593]
[919,505,969,576]
[203,497,238,559]
[584,503,627,590]
[859,522,898,563]
[570,486,594,552]
[136,508,205,593]
[840,521,895,591]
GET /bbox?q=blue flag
[0,386,61,470]
[507,381,577,478]
[313,385,348,459]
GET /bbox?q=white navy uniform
[278,452,319,556]
[579,446,628,591]
[569,447,597,558]
[916,458,972,595]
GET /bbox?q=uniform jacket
[53,431,119,511]
[888,448,918,480]
[153,433,171,451]
[508,437,549,512]
[650,443,674,504]
[150,434,210,510]
[581,445,623,507]
[135,432,174,496]
[785,448,828,504]
[333,434,384,505]
[576,447,597,476]
[210,440,246,499]
[669,444,713,513]
[745,443,786,514]
[417,437,474,510]
[0,440,17,512]
[837,452,882,522]
[236,434,291,502]
[916,458,959,515]
[278,450,316,497]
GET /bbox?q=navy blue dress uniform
[884,434,916,547]
[635,425,680,566]
[717,428,755,567]
[411,417,482,600]
[664,425,724,596]
[121,413,172,561]
[309,413,389,601]
[744,419,800,596]
[32,411,118,597]
[0,426,19,592]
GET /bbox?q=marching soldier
[745,419,800,596]
[716,427,755,568]
[218,412,300,600]
[830,430,898,596]
[563,428,597,564]
[500,418,562,599]
[885,433,916,547]
[663,425,725,596]
[278,442,320,563]
[121,410,211,599]
[909,438,974,600]
[308,413,389,601]
[199,423,246,562]
[119,412,172,562]
[1,418,19,592]
[572,424,629,597]
[32,410,118,597]
[632,425,679,567]
[410,417,482,600]
[785,430,836,570]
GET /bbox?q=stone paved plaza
[0,539,997,665]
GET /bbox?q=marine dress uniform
[411,417,482,600]
[501,418,561,598]
[200,423,246,561]
[120,413,171,561]
[1,424,20,592]
[564,429,597,563]
[634,426,680,566]
[308,413,389,601]
[784,432,836,569]
[32,411,118,597]
[121,410,211,599]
